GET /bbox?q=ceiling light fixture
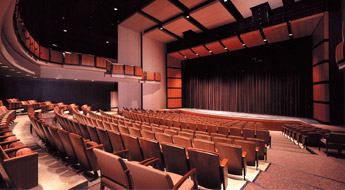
[63,29,68,33]
[160,27,163,30]
[1,65,8,68]
[224,47,228,50]
[186,15,190,19]
[5,75,10,77]
[184,56,187,58]
[52,44,58,47]
[114,8,118,11]
[196,54,199,56]
[16,71,21,74]
[263,39,267,42]
[224,0,228,2]
[289,33,293,36]
[106,41,109,44]
[74,79,78,80]
[242,44,246,46]
[209,50,212,53]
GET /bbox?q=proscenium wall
[0,77,116,110]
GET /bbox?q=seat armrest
[141,157,160,166]
[113,149,129,159]
[0,140,20,145]
[86,144,104,151]
[242,151,247,158]
[172,168,197,190]
[256,147,259,152]
[220,158,228,168]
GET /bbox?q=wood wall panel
[81,54,95,66]
[167,78,182,88]
[240,30,265,47]
[221,36,245,51]
[168,98,182,108]
[191,45,212,57]
[263,23,290,43]
[112,65,124,74]
[39,46,49,61]
[205,41,227,54]
[290,13,323,38]
[96,57,106,68]
[167,68,182,78]
[146,72,155,81]
[120,12,157,32]
[312,42,329,65]
[168,89,182,98]
[125,65,134,75]
[313,83,329,102]
[313,63,329,83]
[142,0,183,22]
[313,103,330,122]
[65,53,80,65]
[155,73,161,81]
[50,49,63,63]
[135,67,143,76]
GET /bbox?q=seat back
[227,135,245,144]
[57,129,78,163]
[93,149,130,189]
[126,161,173,189]
[152,127,164,133]
[213,136,231,146]
[86,125,101,144]
[230,127,242,136]
[119,125,130,134]
[68,133,93,171]
[188,148,226,190]
[188,123,197,130]
[78,122,91,139]
[128,127,142,138]
[195,134,212,141]
[328,133,345,143]
[217,143,244,175]
[197,123,207,132]
[141,130,156,140]
[139,138,164,170]
[246,138,265,160]
[164,129,178,136]
[107,130,125,152]
[173,135,192,148]
[234,139,256,166]
[194,139,215,152]
[178,131,194,139]
[207,125,218,134]
[96,128,113,153]
[155,132,173,144]
[161,143,189,176]
[48,126,66,156]
[121,133,143,161]
[243,128,255,138]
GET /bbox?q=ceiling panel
[290,13,323,39]
[221,36,245,51]
[190,1,236,29]
[263,22,290,43]
[205,41,227,54]
[119,12,157,32]
[231,0,283,18]
[142,0,183,22]
[180,49,198,59]
[144,28,177,43]
[163,16,202,37]
[179,0,208,9]
[240,30,265,47]
[191,45,212,57]
[168,52,185,60]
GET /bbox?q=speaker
[250,2,271,27]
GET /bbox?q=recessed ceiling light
[160,27,163,30]
[1,65,8,68]
[74,79,78,80]
[289,33,293,36]
[63,29,68,33]
[9,69,15,71]
[186,15,190,19]
[91,80,94,82]
[242,44,246,46]
[5,75,11,77]
[33,76,37,78]
[263,39,267,42]
[184,56,187,58]
[16,71,21,74]
[106,41,109,44]
[209,50,212,53]
[114,8,118,11]
[224,47,228,50]
[52,44,58,47]
[196,54,199,56]
[224,0,228,2]
[26,74,30,76]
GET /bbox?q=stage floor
[178,108,319,124]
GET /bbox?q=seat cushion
[167,172,195,190]
[15,148,33,157]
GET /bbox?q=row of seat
[0,111,38,189]
[29,108,103,177]
[0,106,16,129]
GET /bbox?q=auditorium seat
[188,148,228,190]
[193,139,216,152]
[243,128,255,138]
[155,132,173,144]
[152,127,164,133]
[256,130,271,147]
[195,134,212,141]
[96,128,113,153]
[164,129,178,136]
[93,149,131,189]
[180,122,188,129]
[247,138,267,161]
[141,129,156,140]
[188,123,197,130]
[217,143,246,180]
[128,127,142,138]
[173,135,193,149]
[230,127,242,136]
[125,159,197,190]
[197,123,207,132]
[86,125,101,144]
[107,130,126,153]
[178,131,194,139]
[78,123,91,140]
[207,125,218,134]
[161,143,189,176]
[69,133,103,177]
[109,123,119,132]
[119,125,130,134]
[213,137,232,149]
[228,135,245,143]
[234,139,258,168]
[48,126,67,157]
[57,129,79,164]
[139,137,164,170]
[121,133,143,161]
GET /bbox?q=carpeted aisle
[245,131,345,189]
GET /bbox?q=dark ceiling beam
[220,0,244,21]
[160,28,182,40]
[138,10,161,24]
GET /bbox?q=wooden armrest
[242,151,247,158]
[220,158,228,167]
[86,144,104,150]
[139,157,157,165]
[172,168,197,190]
[256,147,259,152]
[0,135,15,140]
[142,158,159,166]
[4,145,28,153]
[113,149,129,159]
[0,140,20,145]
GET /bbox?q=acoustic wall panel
[112,65,124,74]
[167,68,182,78]
[81,54,95,66]
[168,89,182,98]
[65,53,80,65]
[313,103,330,122]
[167,78,182,88]
[313,84,329,102]
[313,62,329,83]
[96,57,106,68]
[125,65,135,75]
[312,42,329,66]
[168,99,182,108]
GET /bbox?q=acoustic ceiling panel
[144,28,177,43]
[191,45,212,57]
[290,13,323,39]
[163,16,202,37]
[180,49,198,59]
[179,0,208,9]
[119,12,157,32]
[240,30,265,47]
[168,52,185,60]
[190,1,236,29]
[231,0,283,18]
[221,36,245,51]
[263,22,290,43]
[142,0,183,22]
[205,41,227,54]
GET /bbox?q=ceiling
[18,0,152,59]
